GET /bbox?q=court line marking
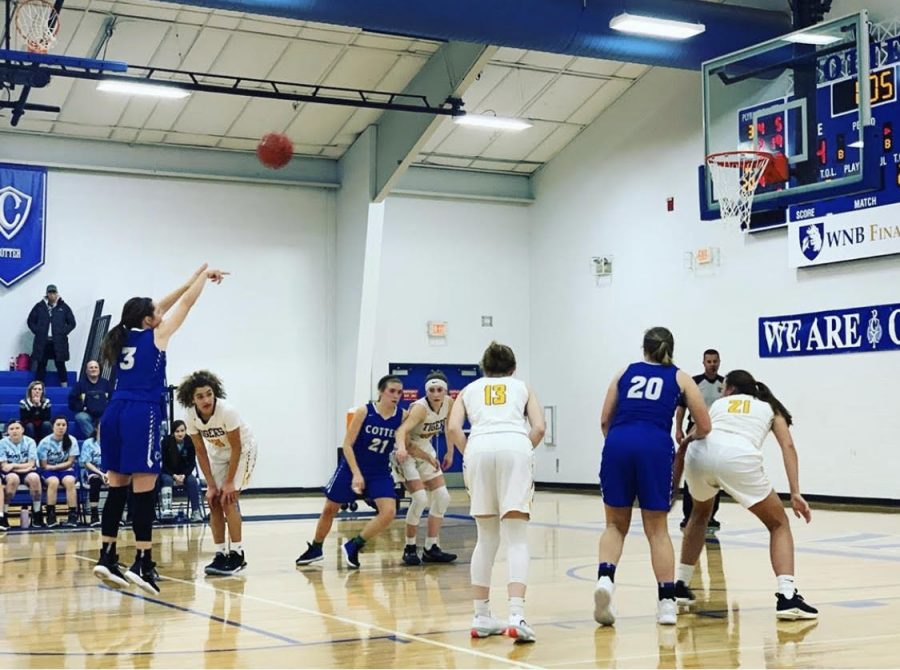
[109,586,302,644]
[544,630,900,667]
[73,555,542,669]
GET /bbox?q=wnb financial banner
[0,164,47,288]
[759,302,900,358]
[788,195,900,268]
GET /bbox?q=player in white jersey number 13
[448,341,545,644]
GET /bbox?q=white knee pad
[405,489,428,526]
[428,486,451,518]
[471,517,501,588]
[501,518,530,585]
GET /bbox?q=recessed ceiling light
[609,12,705,40]
[454,114,532,131]
[97,80,190,99]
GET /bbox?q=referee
[675,349,725,532]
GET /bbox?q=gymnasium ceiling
[0,0,792,176]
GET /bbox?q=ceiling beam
[0,130,340,187]
[373,40,495,202]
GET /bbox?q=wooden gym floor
[1,490,899,668]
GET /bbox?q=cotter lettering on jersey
[201,427,227,438]
[364,425,396,438]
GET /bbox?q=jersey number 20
[626,375,663,400]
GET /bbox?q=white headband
[425,378,448,391]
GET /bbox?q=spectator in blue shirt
[79,427,106,528]
[68,360,112,438]
[0,419,43,528]
[37,416,80,528]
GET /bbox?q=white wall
[529,57,900,498]
[0,171,336,489]
[373,195,531,384]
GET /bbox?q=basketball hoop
[13,0,61,54]
[706,150,778,231]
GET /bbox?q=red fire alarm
[666,196,675,212]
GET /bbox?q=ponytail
[724,370,793,425]
[101,297,155,367]
[754,381,793,426]
[643,327,674,366]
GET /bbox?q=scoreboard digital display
[737,33,900,203]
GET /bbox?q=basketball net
[13,0,61,53]
[706,151,771,231]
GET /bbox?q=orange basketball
[256,132,294,169]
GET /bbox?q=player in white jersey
[675,369,818,620]
[448,342,544,644]
[393,372,458,565]
[177,370,258,577]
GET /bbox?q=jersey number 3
[483,384,507,406]
[626,375,663,400]
[120,347,137,370]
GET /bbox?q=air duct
[163,0,792,70]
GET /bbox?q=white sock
[231,542,243,554]
[508,596,525,622]
[3,504,8,515]
[777,575,796,599]
[215,543,227,555]
[473,599,490,618]
[426,536,438,549]
[677,563,696,584]
[32,500,41,513]
[406,539,417,547]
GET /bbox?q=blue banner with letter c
[759,302,900,357]
[0,163,47,288]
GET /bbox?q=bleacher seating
[0,369,82,437]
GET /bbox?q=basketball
[256,132,293,169]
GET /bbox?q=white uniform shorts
[684,433,772,509]
[394,441,442,483]
[463,432,534,517]
[208,441,258,491]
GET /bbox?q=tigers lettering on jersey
[420,420,443,436]
[410,396,451,442]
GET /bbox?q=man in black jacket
[27,284,76,386]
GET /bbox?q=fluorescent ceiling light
[454,114,532,131]
[97,80,190,99]
[609,12,705,40]
[782,32,841,46]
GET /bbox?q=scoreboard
[737,31,900,204]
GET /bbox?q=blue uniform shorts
[600,424,675,511]
[324,461,395,504]
[100,400,162,475]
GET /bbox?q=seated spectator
[37,416,80,528]
[0,419,44,528]
[68,360,112,438]
[159,420,203,523]
[20,381,51,442]
[79,427,106,528]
